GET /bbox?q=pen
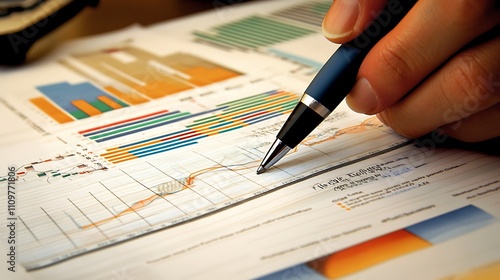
[257,0,416,174]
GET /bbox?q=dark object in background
[0,0,253,65]
[0,0,98,65]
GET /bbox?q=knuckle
[376,38,415,82]
[443,52,495,109]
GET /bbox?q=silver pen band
[300,93,331,118]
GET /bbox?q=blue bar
[406,205,494,244]
[37,82,124,113]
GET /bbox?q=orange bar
[30,97,73,124]
[72,100,102,116]
[102,140,163,156]
[109,155,137,164]
[104,86,149,105]
[139,80,191,99]
[97,95,122,109]
[310,230,431,279]
[185,67,240,86]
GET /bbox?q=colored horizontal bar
[189,96,295,129]
[268,48,323,71]
[218,125,244,133]
[91,112,191,140]
[93,107,224,141]
[215,16,313,45]
[87,111,182,137]
[191,97,286,126]
[218,89,279,106]
[127,141,198,161]
[129,138,205,157]
[271,1,330,27]
[212,16,314,47]
[101,90,299,163]
[219,92,296,116]
[108,153,138,164]
[223,92,296,113]
[79,110,169,134]
[104,130,205,159]
[192,31,257,49]
[30,97,74,124]
[246,112,285,125]
[116,129,191,149]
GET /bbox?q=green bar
[215,17,311,46]
[229,16,313,40]
[189,98,296,128]
[313,2,331,14]
[70,110,89,120]
[115,99,129,107]
[222,94,293,115]
[217,92,271,107]
[90,112,191,140]
[90,100,113,112]
[193,31,258,49]
[197,15,315,49]
[216,20,282,46]
[187,117,224,128]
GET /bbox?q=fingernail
[322,0,360,39]
[346,77,378,114]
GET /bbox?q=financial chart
[0,20,409,271]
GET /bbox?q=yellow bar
[30,97,73,124]
[97,95,122,109]
[72,100,101,116]
[189,94,296,130]
[102,140,163,157]
[110,154,137,164]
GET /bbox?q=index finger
[346,0,500,114]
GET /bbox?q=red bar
[79,110,169,134]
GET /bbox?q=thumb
[322,0,388,43]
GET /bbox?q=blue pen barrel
[305,0,416,111]
[304,45,361,111]
[273,0,416,151]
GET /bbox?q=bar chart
[30,82,128,124]
[63,47,241,101]
[94,90,298,164]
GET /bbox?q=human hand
[322,0,500,142]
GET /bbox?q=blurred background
[20,0,252,62]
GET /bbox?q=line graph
[0,146,108,184]
[4,105,407,270]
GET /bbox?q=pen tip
[256,166,266,175]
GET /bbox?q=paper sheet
[1,1,499,279]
